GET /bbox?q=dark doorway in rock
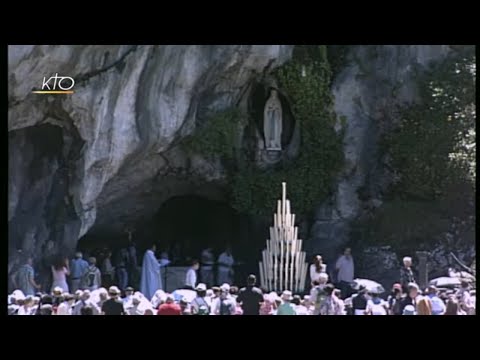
[138,195,269,283]
[249,82,296,149]
[146,195,241,261]
[76,195,273,286]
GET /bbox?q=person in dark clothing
[399,283,419,315]
[351,286,369,315]
[400,257,416,292]
[237,274,264,315]
[387,283,404,315]
[101,286,125,315]
[81,305,94,315]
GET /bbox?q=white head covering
[11,290,25,301]
[319,273,329,281]
[268,291,280,303]
[150,289,166,308]
[403,257,412,263]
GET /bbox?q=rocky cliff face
[309,45,454,271]
[9,45,468,285]
[8,45,293,267]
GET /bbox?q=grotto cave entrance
[138,194,268,283]
[77,195,272,285]
[145,195,243,262]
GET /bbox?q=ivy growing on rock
[364,46,476,252]
[184,46,345,216]
[387,47,476,201]
[183,109,246,161]
[231,45,344,215]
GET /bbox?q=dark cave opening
[249,82,296,148]
[77,195,271,282]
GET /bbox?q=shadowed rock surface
[9,45,473,285]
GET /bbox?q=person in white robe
[185,260,200,289]
[140,244,162,300]
[217,248,235,285]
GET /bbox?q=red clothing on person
[157,302,182,315]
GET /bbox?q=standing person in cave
[140,244,162,299]
[51,256,70,293]
[82,257,102,291]
[217,246,235,285]
[127,241,139,288]
[115,248,129,291]
[185,260,200,289]
[335,247,354,299]
[69,252,89,293]
[200,248,215,287]
[102,251,115,289]
[310,255,327,288]
[399,257,416,293]
[14,255,42,296]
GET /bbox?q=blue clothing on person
[17,264,35,296]
[70,258,89,279]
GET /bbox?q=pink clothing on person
[51,266,69,293]
[234,304,243,315]
[259,299,274,315]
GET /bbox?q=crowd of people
[8,245,475,315]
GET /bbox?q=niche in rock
[249,82,296,150]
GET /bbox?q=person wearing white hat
[277,290,296,315]
[157,294,182,315]
[402,305,416,315]
[302,295,314,315]
[56,294,75,315]
[17,295,35,315]
[101,286,125,315]
[191,283,210,315]
[319,284,344,315]
[211,283,236,315]
[72,289,91,315]
[310,273,329,315]
[125,294,143,315]
[150,289,166,308]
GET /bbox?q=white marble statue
[264,89,283,150]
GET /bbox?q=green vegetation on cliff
[365,47,476,251]
[184,45,345,216]
[231,45,344,215]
